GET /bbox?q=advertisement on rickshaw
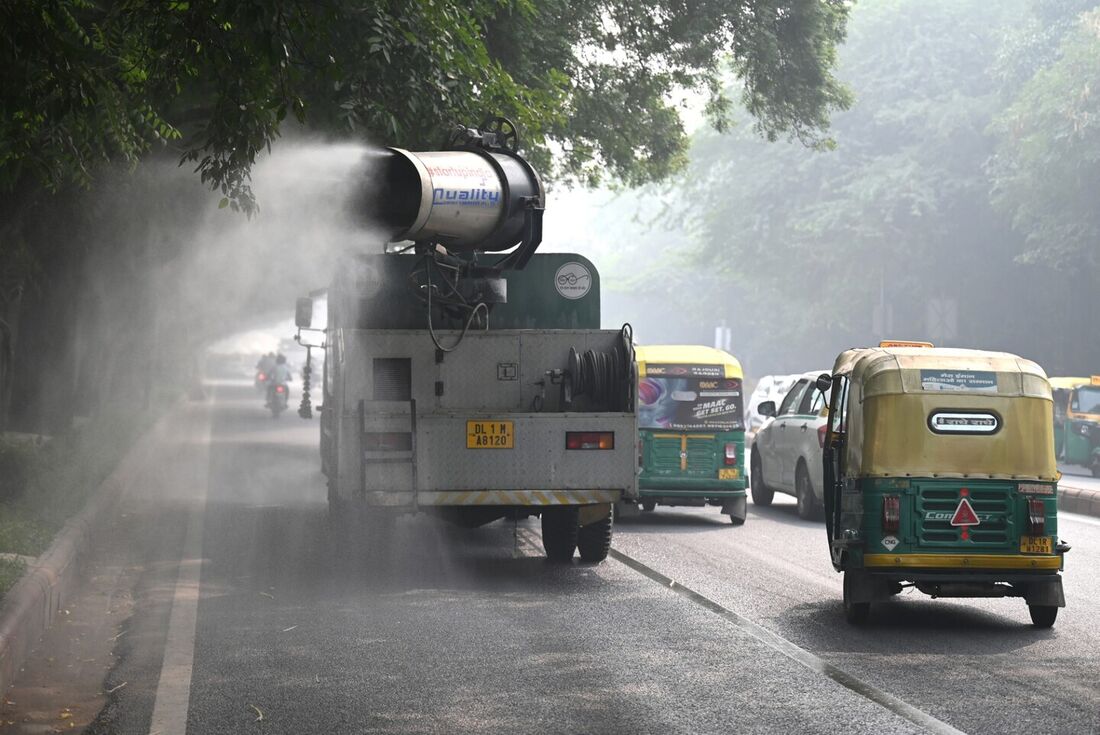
[638,372,744,432]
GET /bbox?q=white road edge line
[148,397,213,735]
[606,547,967,735]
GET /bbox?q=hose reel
[564,324,635,412]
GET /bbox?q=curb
[1059,481,1100,519]
[0,404,179,696]
[1056,484,1100,519]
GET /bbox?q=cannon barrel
[361,146,544,252]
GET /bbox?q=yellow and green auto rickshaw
[634,345,747,524]
[818,343,1069,627]
[1050,376,1100,475]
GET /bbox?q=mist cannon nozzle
[355,117,544,257]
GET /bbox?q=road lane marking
[148,398,213,735]
[608,548,967,735]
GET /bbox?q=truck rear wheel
[542,506,579,562]
[577,511,613,563]
[1028,605,1058,628]
[326,477,346,529]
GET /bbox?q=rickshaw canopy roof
[1048,376,1093,390]
[832,347,1051,400]
[830,347,1056,481]
[635,345,743,379]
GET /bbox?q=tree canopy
[988,7,1100,269]
[1,0,852,211]
[597,0,1100,376]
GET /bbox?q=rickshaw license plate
[1019,536,1052,554]
[466,421,514,448]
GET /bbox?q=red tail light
[566,432,614,450]
[1027,498,1046,535]
[275,385,286,394]
[817,424,827,448]
[882,495,901,534]
[258,372,266,381]
[724,442,737,466]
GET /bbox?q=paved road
[615,504,1099,735]
[6,381,1098,734]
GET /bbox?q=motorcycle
[269,382,289,418]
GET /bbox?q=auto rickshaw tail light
[817,424,827,448]
[724,442,737,466]
[882,495,901,534]
[1027,498,1046,536]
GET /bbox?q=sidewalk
[0,398,203,698]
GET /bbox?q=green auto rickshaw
[819,343,1069,627]
[1050,376,1100,475]
[633,345,748,524]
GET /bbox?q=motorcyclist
[266,354,293,406]
[256,352,276,378]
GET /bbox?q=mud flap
[579,502,612,527]
[614,500,641,519]
[721,495,747,523]
[1024,577,1066,607]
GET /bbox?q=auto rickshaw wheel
[843,572,871,625]
[795,464,822,521]
[1028,604,1058,628]
[750,450,774,506]
[641,500,657,512]
[542,506,580,562]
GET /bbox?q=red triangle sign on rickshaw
[950,497,980,526]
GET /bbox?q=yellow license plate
[1019,535,1052,554]
[718,468,740,480]
[466,420,514,449]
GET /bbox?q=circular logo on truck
[554,262,592,300]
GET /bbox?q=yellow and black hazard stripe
[418,489,620,506]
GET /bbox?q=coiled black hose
[568,324,635,411]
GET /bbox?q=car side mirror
[815,373,833,393]
[295,297,313,329]
[758,400,777,418]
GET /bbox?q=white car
[749,371,830,520]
